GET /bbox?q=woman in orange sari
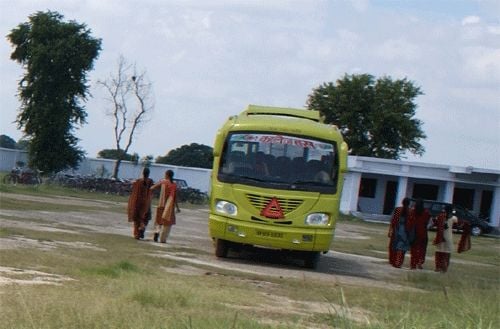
[150,170,178,243]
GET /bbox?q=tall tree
[98,56,154,178]
[7,11,101,173]
[97,149,139,163]
[0,135,17,149]
[156,143,213,169]
[16,138,30,150]
[307,74,426,159]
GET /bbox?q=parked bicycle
[3,167,42,185]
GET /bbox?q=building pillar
[489,186,500,228]
[443,181,455,203]
[340,172,361,214]
[395,176,408,206]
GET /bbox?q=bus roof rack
[244,104,321,122]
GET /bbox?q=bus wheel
[215,239,228,258]
[303,252,320,269]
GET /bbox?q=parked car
[173,178,208,204]
[410,199,493,236]
[173,178,188,190]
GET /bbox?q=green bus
[209,105,348,268]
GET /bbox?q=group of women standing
[388,198,471,273]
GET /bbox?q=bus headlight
[215,200,238,216]
[305,213,329,225]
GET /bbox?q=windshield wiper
[237,175,265,182]
[292,180,331,187]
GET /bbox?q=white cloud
[375,38,421,62]
[461,15,481,25]
[487,25,500,35]
[460,47,500,84]
[350,0,370,12]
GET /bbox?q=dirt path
[0,192,412,290]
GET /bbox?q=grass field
[0,181,499,328]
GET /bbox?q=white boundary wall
[0,148,211,192]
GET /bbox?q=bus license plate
[256,230,283,239]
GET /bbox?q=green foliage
[16,138,30,150]
[0,135,30,150]
[156,143,213,169]
[97,148,139,162]
[307,73,426,159]
[7,11,102,173]
[0,134,17,149]
[140,155,154,167]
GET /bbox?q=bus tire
[215,239,228,258]
[303,251,320,269]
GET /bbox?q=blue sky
[1,0,499,169]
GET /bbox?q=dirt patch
[0,266,75,286]
[0,192,416,293]
[224,292,371,324]
[0,235,106,252]
[0,192,120,208]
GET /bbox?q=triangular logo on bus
[260,197,285,219]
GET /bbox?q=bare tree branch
[98,55,154,178]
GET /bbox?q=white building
[341,156,499,228]
[1,147,498,228]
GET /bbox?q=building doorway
[480,190,493,218]
[412,183,439,200]
[383,181,398,215]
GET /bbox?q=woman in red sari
[388,198,412,268]
[409,199,431,269]
[150,170,178,243]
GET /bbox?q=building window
[359,178,377,198]
[453,188,475,211]
[412,184,438,200]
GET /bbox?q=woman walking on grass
[410,199,431,269]
[433,205,471,272]
[127,167,154,240]
[433,205,457,272]
[150,170,178,243]
[388,197,413,268]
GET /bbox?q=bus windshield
[217,132,338,193]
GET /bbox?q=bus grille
[246,193,303,214]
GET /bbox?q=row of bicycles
[2,169,209,204]
[2,168,42,185]
[46,173,134,196]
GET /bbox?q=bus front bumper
[208,214,334,252]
